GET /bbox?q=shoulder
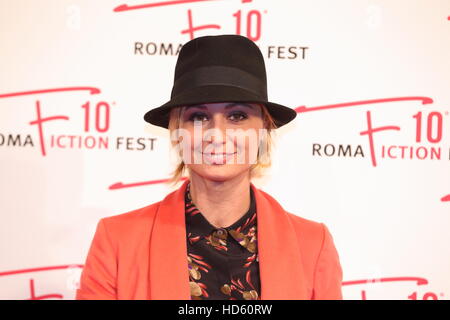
[285,211,328,252]
[287,212,324,239]
[97,201,162,239]
[256,187,327,248]
[257,187,325,240]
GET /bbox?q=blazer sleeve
[312,223,344,300]
[75,218,118,300]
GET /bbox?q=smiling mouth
[202,152,236,155]
[200,152,237,164]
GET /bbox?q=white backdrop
[1,0,449,300]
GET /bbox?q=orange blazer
[76,179,343,300]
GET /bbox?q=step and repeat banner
[1,0,449,300]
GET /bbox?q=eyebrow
[184,102,256,111]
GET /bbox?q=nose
[204,113,230,150]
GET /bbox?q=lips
[201,149,236,155]
[201,152,237,164]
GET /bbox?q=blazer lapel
[148,179,191,299]
[252,184,309,299]
[148,179,308,300]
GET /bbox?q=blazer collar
[148,179,308,300]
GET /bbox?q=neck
[187,171,251,228]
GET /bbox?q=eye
[187,111,248,123]
[228,111,248,122]
[188,112,208,122]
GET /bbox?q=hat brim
[144,85,297,129]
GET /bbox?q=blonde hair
[165,103,278,187]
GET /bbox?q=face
[176,102,264,182]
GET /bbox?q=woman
[76,34,343,300]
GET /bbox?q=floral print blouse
[185,182,261,300]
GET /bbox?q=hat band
[171,66,268,100]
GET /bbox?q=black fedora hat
[143,34,297,129]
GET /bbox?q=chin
[189,164,250,182]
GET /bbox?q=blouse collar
[184,181,257,250]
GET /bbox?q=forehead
[183,102,259,111]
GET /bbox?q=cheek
[178,127,202,151]
[237,129,262,151]
[192,136,202,152]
